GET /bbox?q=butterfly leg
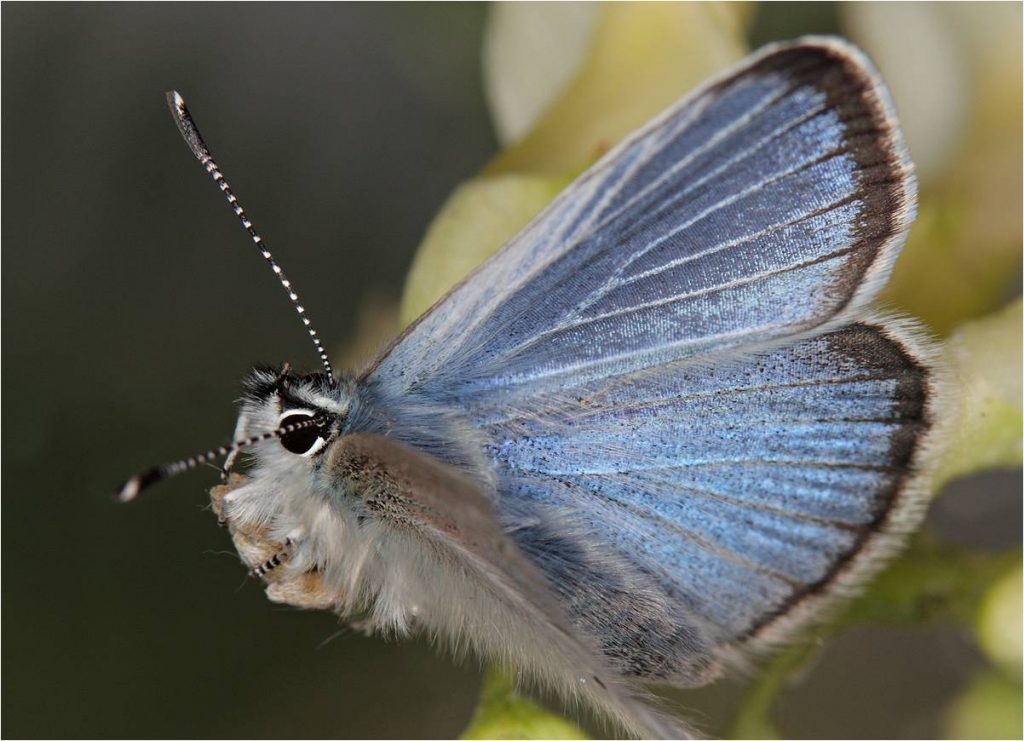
[210,476,341,610]
[250,535,294,578]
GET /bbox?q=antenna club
[116,477,142,503]
[115,466,167,502]
[167,90,186,112]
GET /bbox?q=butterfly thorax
[219,365,502,633]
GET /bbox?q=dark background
[3,4,1019,738]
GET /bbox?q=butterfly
[121,37,948,738]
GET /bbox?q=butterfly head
[236,365,350,461]
[118,93,350,503]
[116,365,355,503]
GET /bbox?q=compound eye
[278,412,327,457]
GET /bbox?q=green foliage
[937,299,1024,487]
[727,539,1022,738]
[846,535,1020,628]
[461,668,589,740]
[945,671,1023,740]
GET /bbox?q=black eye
[278,412,327,456]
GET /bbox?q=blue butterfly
[122,37,947,738]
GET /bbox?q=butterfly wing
[356,38,942,686]
[326,432,689,739]
[366,37,915,398]
[463,319,943,661]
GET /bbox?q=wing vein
[557,476,804,588]
[500,242,857,364]
[576,101,835,312]
[590,189,863,303]
[583,79,815,251]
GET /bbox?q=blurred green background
[3,3,1020,738]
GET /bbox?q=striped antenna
[165,90,335,381]
[116,416,327,502]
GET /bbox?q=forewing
[366,38,914,397]
[326,432,689,739]
[469,320,944,653]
